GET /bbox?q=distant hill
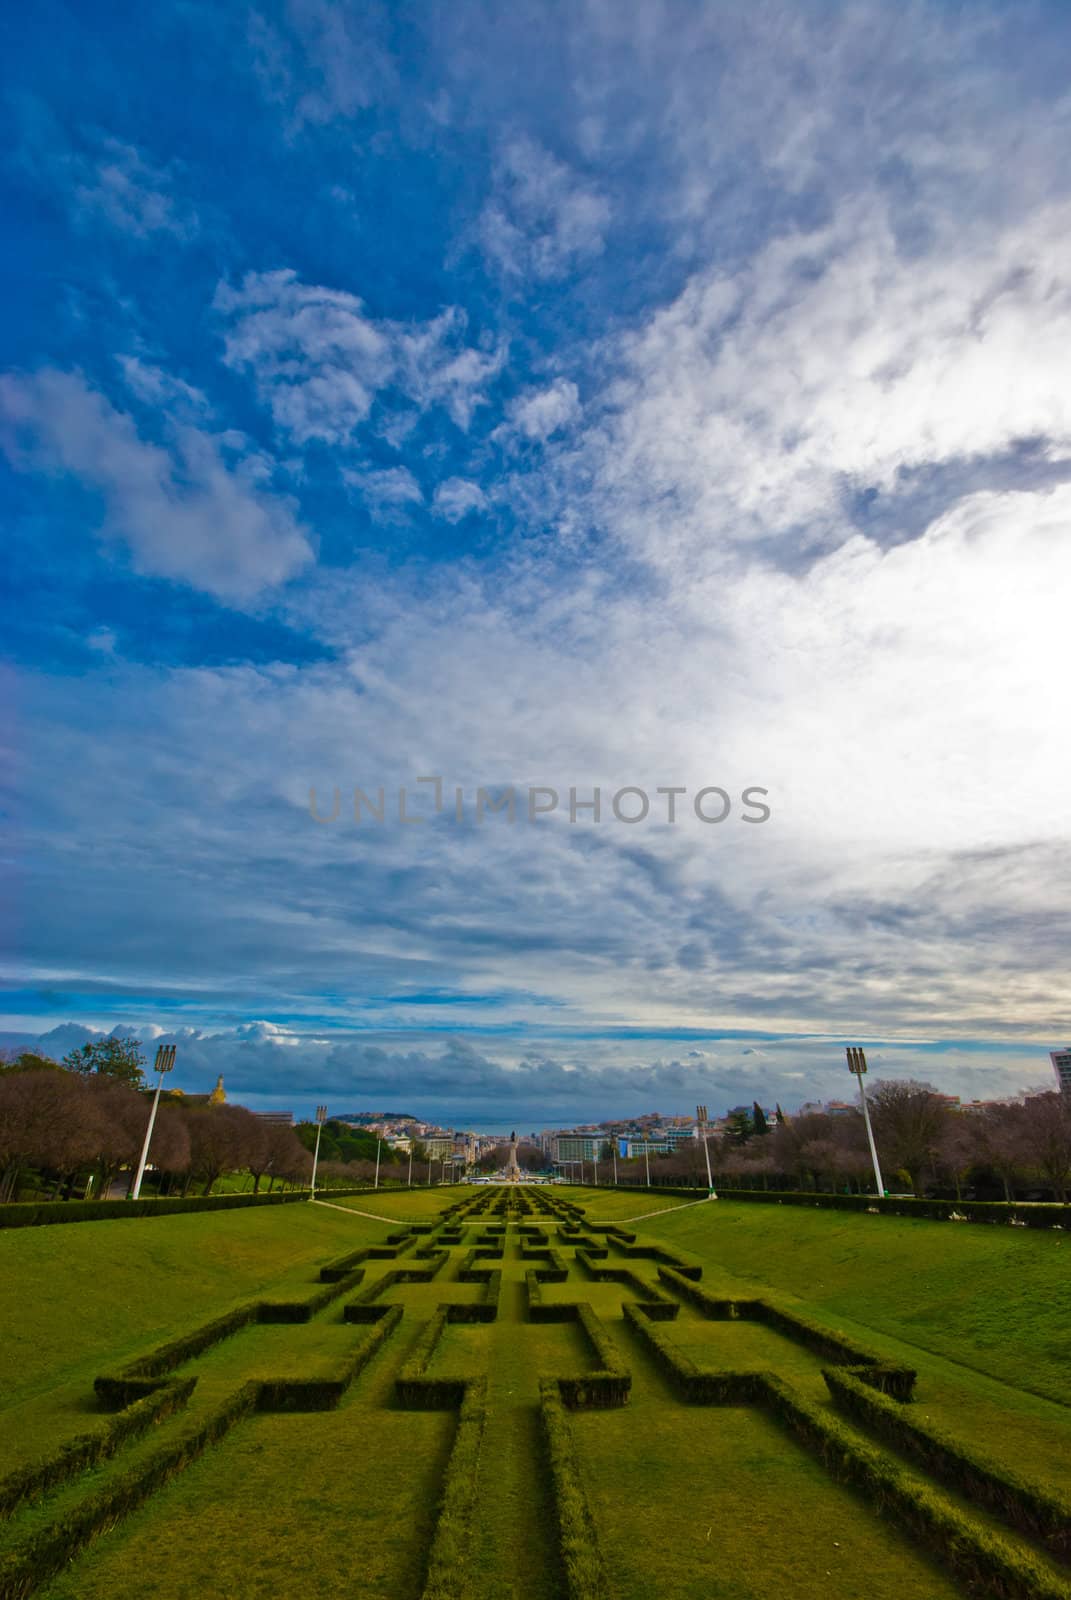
[334,1111,419,1123]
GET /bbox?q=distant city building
[254,1111,293,1126]
[554,1134,603,1164]
[1052,1050,1071,1095]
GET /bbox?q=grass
[5,1185,1071,1599]
[0,1202,383,1472]
[633,1197,1071,1404]
[572,1332,963,1600]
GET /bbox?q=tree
[62,1036,146,1089]
[868,1080,952,1195]
[725,1109,753,1145]
[970,1101,1027,1202]
[0,1070,104,1200]
[1019,1093,1071,1202]
[0,1050,62,1075]
[752,1102,769,1135]
[185,1104,261,1195]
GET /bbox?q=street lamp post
[697,1105,716,1197]
[310,1105,328,1198]
[407,1145,413,1187]
[612,1142,618,1186]
[131,1044,176,1200]
[374,1136,382,1189]
[847,1048,885,1196]
[644,1139,651,1187]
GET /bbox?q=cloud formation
[0,369,311,602]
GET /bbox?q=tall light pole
[847,1048,884,1196]
[697,1104,715,1197]
[407,1144,413,1187]
[612,1141,618,1186]
[310,1105,328,1197]
[644,1139,651,1187]
[374,1136,382,1189]
[131,1044,176,1200]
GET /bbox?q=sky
[1,0,1069,1126]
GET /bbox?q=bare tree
[1019,1093,1071,1202]
[868,1080,952,1195]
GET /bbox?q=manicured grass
[637,1199,1071,1403]
[0,1202,383,1472]
[36,1315,453,1600]
[573,1333,963,1600]
[7,1185,1071,1600]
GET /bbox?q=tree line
[0,1042,435,1202]
[609,1083,1071,1200]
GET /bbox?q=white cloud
[479,137,610,280]
[215,271,503,446]
[505,379,581,442]
[73,138,199,239]
[585,197,1071,570]
[432,477,487,522]
[344,465,423,510]
[0,369,312,603]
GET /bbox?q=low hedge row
[95,1305,255,1405]
[555,1305,631,1409]
[96,1267,368,1404]
[0,1381,259,1600]
[420,1377,489,1600]
[574,1254,679,1319]
[767,1377,1071,1600]
[657,1269,916,1399]
[622,1303,769,1402]
[342,1252,450,1321]
[713,1190,1071,1229]
[527,1271,579,1323]
[0,1191,310,1230]
[539,1377,611,1600]
[615,1243,702,1279]
[0,1377,196,1519]
[257,1266,367,1323]
[824,1368,1071,1561]
[396,1308,467,1407]
[256,1305,403,1411]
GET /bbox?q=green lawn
[635,1198,1071,1404]
[4,1186,1071,1600]
[0,1201,380,1470]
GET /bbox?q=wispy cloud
[478,137,610,280]
[214,270,504,448]
[0,369,311,603]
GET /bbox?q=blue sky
[2,0,1069,1123]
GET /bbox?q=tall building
[1051,1049,1071,1095]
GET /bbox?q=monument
[506,1129,521,1181]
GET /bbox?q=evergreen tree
[62,1037,146,1089]
[752,1101,769,1135]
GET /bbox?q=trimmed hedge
[0,1382,259,1600]
[95,1305,255,1406]
[0,1191,309,1229]
[554,1305,631,1409]
[712,1189,1071,1229]
[657,1268,916,1399]
[765,1377,1071,1600]
[256,1305,403,1411]
[95,1268,368,1404]
[420,1377,489,1600]
[824,1368,1071,1562]
[396,1308,467,1407]
[574,1254,678,1319]
[623,1303,769,1402]
[0,1378,196,1519]
[614,1242,702,1279]
[539,1378,611,1600]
